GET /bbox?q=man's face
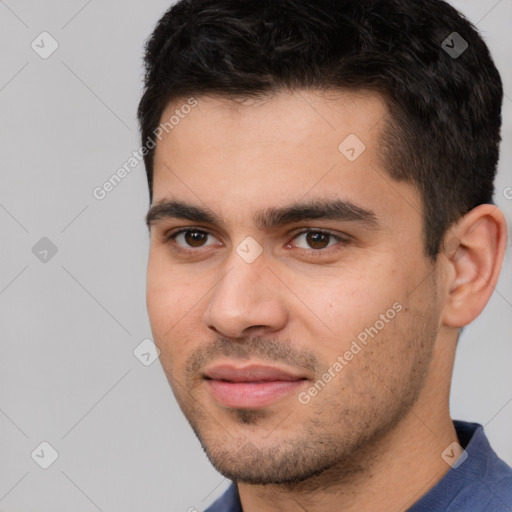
[146,90,442,484]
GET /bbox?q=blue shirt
[204,420,512,511]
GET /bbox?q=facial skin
[145,90,507,511]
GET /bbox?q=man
[138,0,512,510]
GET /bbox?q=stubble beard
[168,277,440,489]
[177,339,436,488]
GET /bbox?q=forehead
[156,89,388,155]
[151,89,420,229]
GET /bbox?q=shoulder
[454,420,512,510]
[409,420,512,511]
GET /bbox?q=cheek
[146,254,208,374]
[146,283,190,379]
[146,259,185,347]
[146,259,170,329]
[147,248,185,320]
[313,265,402,325]
[300,262,413,368]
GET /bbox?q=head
[139,0,507,485]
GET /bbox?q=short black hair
[137,0,503,259]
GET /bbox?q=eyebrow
[145,198,379,231]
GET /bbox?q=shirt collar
[205,420,503,512]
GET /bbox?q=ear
[440,204,508,328]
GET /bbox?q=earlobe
[441,204,507,328]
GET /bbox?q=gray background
[0,1,511,511]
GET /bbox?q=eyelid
[287,228,351,251]
[289,227,349,239]
[165,227,221,248]
[165,226,214,240]
[165,226,351,253]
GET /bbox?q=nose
[203,250,289,339]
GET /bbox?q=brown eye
[168,229,220,250]
[293,230,345,251]
[184,230,208,247]
[305,232,330,249]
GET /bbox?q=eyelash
[164,227,351,255]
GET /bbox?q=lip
[203,363,308,409]
[204,363,306,382]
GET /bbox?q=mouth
[203,363,308,409]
